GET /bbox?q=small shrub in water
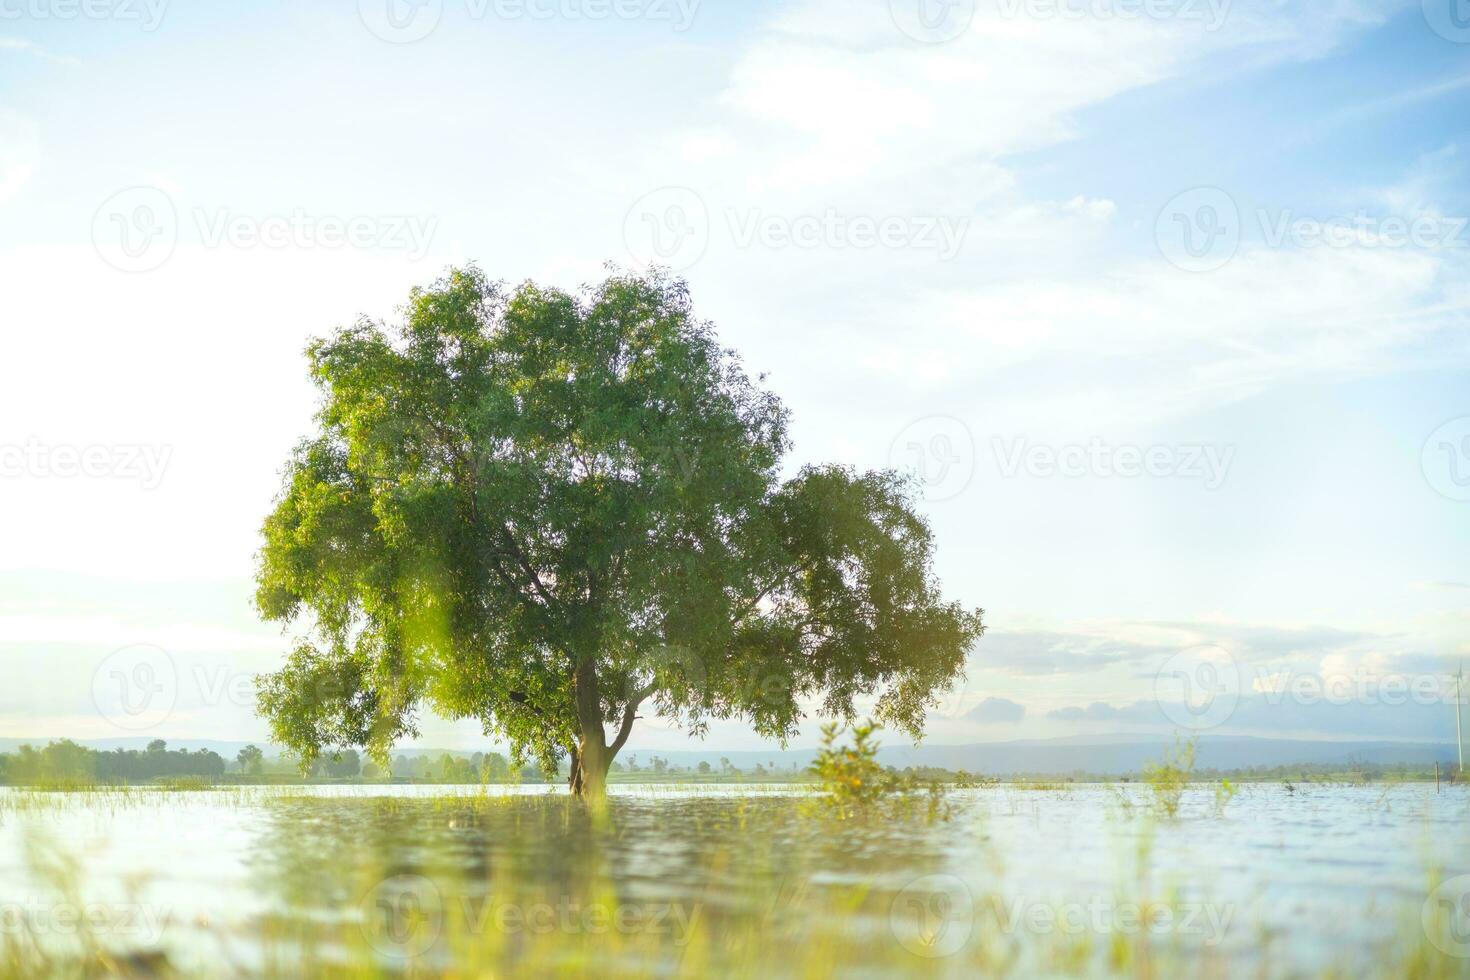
[1142,736,1197,819]
[810,720,888,813]
[809,720,957,821]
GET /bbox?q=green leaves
[254,267,983,787]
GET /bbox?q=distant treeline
[1189,760,1461,782]
[3,740,1450,787]
[0,742,804,786]
[0,741,554,786]
[0,739,226,785]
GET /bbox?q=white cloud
[0,36,80,66]
[0,107,38,205]
[619,0,1454,430]
[712,5,1186,194]
[902,242,1470,424]
[689,0,1394,197]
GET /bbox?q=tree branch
[508,690,545,716]
[730,558,818,625]
[608,683,657,756]
[498,523,559,609]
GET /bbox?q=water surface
[1,782,1466,977]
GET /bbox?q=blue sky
[1,0,1467,753]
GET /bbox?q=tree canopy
[254,267,983,797]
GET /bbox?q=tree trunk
[567,659,653,801]
[566,739,613,798]
[578,735,610,800]
[571,658,612,802]
[567,745,584,797]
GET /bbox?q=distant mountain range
[3,734,1460,775]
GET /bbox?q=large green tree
[255,267,983,798]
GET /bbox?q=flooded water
[1,782,1467,977]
